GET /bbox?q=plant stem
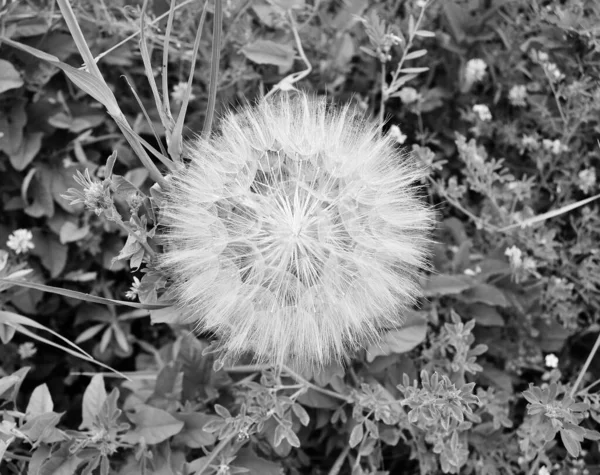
[197,434,236,475]
[327,445,351,475]
[379,61,387,137]
[570,330,600,398]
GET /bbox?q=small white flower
[578,168,596,194]
[537,51,549,63]
[18,342,37,359]
[464,58,487,85]
[545,354,559,369]
[62,157,76,168]
[463,266,481,276]
[171,82,196,105]
[397,87,421,104]
[415,0,428,7]
[6,229,34,255]
[521,135,539,151]
[505,246,523,268]
[508,85,528,107]
[389,125,407,144]
[542,138,567,155]
[545,63,564,82]
[125,276,142,300]
[472,104,492,121]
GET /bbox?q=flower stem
[570,329,600,398]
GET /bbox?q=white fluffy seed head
[159,92,434,370]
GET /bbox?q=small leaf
[26,384,54,417]
[0,375,21,398]
[399,67,429,74]
[241,40,296,69]
[349,423,364,448]
[415,30,436,38]
[404,49,427,60]
[0,59,24,93]
[80,374,107,430]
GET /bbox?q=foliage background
[1,0,600,474]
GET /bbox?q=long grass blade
[55,0,103,80]
[162,0,177,130]
[202,0,223,138]
[0,278,170,310]
[139,0,173,140]
[122,75,173,167]
[0,311,129,380]
[168,1,208,161]
[499,193,600,232]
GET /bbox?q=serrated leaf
[241,40,296,69]
[80,374,107,430]
[0,59,24,93]
[26,384,54,417]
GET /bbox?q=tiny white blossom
[397,87,421,104]
[18,342,37,359]
[389,125,407,144]
[538,466,551,475]
[171,82,196,105]
[6,229,34,255]
[415,0,428,7]
[545,63,564,82]
[508,85,528,107]
[521,135,539,151]
[472,104,492,121]
[62,157,76,168]
[505,246,523,268]
[578,168,596,194]
[544,354,559,369]
[125,276,142,300]
[464,58,487,85]
[542,138,567,155]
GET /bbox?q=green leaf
[0,375,21,398]
[0,278,170,310]
[349,422,364,448]
[9,131,43,171]
[241,40,296,69]
[173,412,218,448]
[1,38,121,116]
[423,274,474,297]
[80,375,107,430]
[404,49,427,60]
[0,59,24,93]
[31,232,68,278]
[466,303,504,327]
[458,284,509,307]
[26,384,54,417]
[233,449,283,475]
[366,311,428,362]
[126,404,184,444]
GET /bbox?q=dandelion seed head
[159,93,434,369]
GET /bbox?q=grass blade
[168,1,208,161]
[499,193,600,232]
[202,0,223,138]
[0,278,170,310]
